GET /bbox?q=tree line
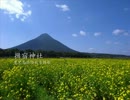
[0,49,91,58]
[0,48,129,58]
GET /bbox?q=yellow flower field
[0,58,130,100]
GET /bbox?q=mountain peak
[11,33,76,52]
[37,33,53,40]
[38,33,51,37]
[40,33,49,36]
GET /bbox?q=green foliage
[0,58,130,100]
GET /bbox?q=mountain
[11,33,77,52]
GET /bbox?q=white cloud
[56,4,69,11]
[72,34,78,37]
[94,32,102,36]
[21,16,26,22]
[80,30,86,36]
[112,29,129,36]
[112,29,124,35]
[0,0,32,21]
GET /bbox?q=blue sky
[0,0,130,55]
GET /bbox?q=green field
[0,58,130,100]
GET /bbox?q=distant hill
[88,53,130,58]
[11,33,77,52]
